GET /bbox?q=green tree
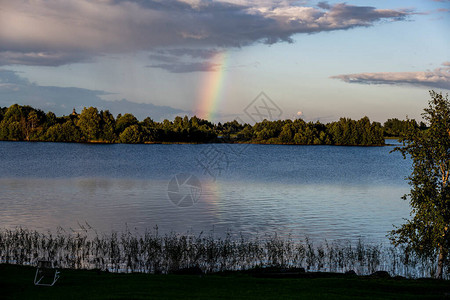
[390,91,450,279]
[7,121,24,140]
[44,121,81,142]
[384,118,418,137]
[78,107,101,141]
[26,111,39,139]
[43,111,57,130]
[182,115,190,129]
[100,110,117,142]
[236,124,253,141]
[0,107,4,123]
[279,123,294,144]
[173,116,183,130]
[60,121,82,142]
[119,124,142,143]
[116,113,138,135]
[140,117,158,142]
[3,104,23,123]
[0,104,26,140]
[191,116,200,128]
[44,124,63,142]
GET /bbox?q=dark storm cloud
[0,0,414,67]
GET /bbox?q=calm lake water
[0,141,411,243]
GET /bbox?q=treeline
[0,104,422,145]
[383,118,427,137]
[0,105,215,144]
[220,117,385,145]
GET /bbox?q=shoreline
[0,139,389,146]
[2,264,449,299]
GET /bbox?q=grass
[1,264,449,299]
[0,227,441,278]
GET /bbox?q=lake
[0,141,411,243]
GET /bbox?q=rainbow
[196,51,229,122]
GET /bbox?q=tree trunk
[436,244,446,279]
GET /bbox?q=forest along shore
[0,104,425,145]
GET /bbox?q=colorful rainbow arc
[196,51,229,122]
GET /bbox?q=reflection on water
[0,141,411,243]
[0,178,409,243]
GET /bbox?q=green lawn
[1,264,449,299]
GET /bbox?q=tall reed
[0,226,444,278]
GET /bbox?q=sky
[0,0,449,123]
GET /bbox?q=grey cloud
[327,3,408,22]
[149,61,219,73]
[331,63,450,90]
[156,48,220,59]
[0,69,187,120]
[147,54,177,63]
[0,69,31,86]
[0,0,414,67]
[317,2,331,10]
[148,48,221,73]
[0,51,92,67]
[149,48,220,64]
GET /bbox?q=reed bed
[0,226,445,278]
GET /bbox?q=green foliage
[234,117,384,145]
[384,118,419,137]
[77,107,101,141]
[0,105,25,140]
[390,91,450,279]
[119,124,142,143]
[45,111,57,129]
[6,121,24,140]
[45,120,82,142]
[0,103,422,145]
[325,117,383,145]
[3,104,23,123]
[99,110,117,142]
[116,113,138,135]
